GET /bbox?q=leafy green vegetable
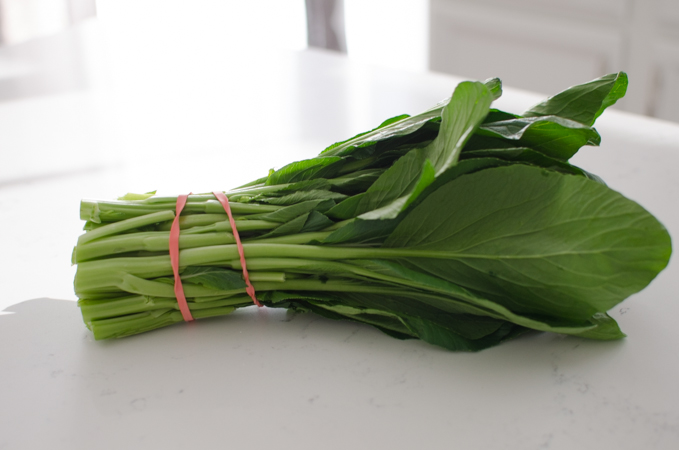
[425,81,493,175]
[477,116,601,160]
[73,72,671,351]
[523,72,628,126]
[384,164,670,321]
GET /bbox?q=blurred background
[2,0,678,115]
[1,0,677,304]
[1,0,678,186]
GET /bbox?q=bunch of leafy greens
[73,73,671,351]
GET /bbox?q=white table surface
[1,48,679,450]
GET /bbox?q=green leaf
[385,164,671,321]
[404,157,513,213]
[266,156,343,185]
[484,77,503,100]
[477,116,601,160]
[327,169,384,194]
[348,259,492,307]
[322,217,399,245]
[343,259,617,338]
[255,209,332,238]
[300,210,334,232]
[573,313,625,340]
[323,158,513,245]
[255,199,335,223]
[180,266,246,290]
[425,81,493,175]
[306,292,523,351]
[293,300,418,339]
[257,213,309,238]
[327,82,492,223]
[274,179,332,194]
[460,147,603,181]
[321,114,412,154]
[325,193,367,220]
[257,290,333,304]
[359,159,435,220]
[399,316,522,351]
[483,108,518,123]
[463,134,516,151]
[523,72,628,126]
[320,79,498,164]
[331,148,433,220]
[256,190,347,205]
[320,109,443,158]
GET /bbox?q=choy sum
[73,72,671,351]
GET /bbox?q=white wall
[430,0,679,122]
[344,0,428,73]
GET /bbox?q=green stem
[74,232,235,263]
[253,231,332,244]
[77,210,176,245]
[79,294,253,322]
[80,199,282,222]
[86,304,244,340]
[155,214,251,231]
[74,218,285,262]
[74,243,459,291]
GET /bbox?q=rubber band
[212,191,262,307]
[170,193,194,321]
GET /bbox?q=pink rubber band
[170,194,194,321]
[213,191,262,307]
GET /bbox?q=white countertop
[1,48,678,450]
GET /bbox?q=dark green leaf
[304,292,522,351]
[400,316,521,351]
[300,210,334,232]
[328,169,384,194]
[478,116,601,160]
[523,72,628,126]
[257,290,333,304]
[255,199,335,223]
[320,108,444,158]
[463,134,516,151]
[343,259,617,338]
[266,156,343,185]
[326,193,367,220]
[331,148,432,220]
[257,213,309,238]
[460,147,601,180]
[180,266,246,290]
[483,108,518,123]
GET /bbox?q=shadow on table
[1,297,626,417]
